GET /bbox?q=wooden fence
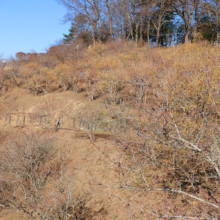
[1,112,121,140]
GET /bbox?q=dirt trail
[0,88,135,220]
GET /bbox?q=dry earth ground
[0,87,157,220]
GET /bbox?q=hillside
[0,87,130,220]
[0,42,220,219]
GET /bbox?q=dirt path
[0,88,135,220]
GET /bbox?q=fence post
[94,121,97,131]
[79,116,84,129]
[59,117,61,128]
[17,114,19,126]
[87,120,90,129]
[105,98,108,109]
[23,116,25,127]
[73,118,75,131]
[82,120,85,129]
[9,115,11,125]
[89,122,94,141]
[114,121,117,143]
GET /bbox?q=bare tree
[172,0,197,43]
[105,0,113,38]
[193,0,200,40]
[57,0,102,44]
[151,0,171,46]
[202,0,220,40]
[141,0,161,44]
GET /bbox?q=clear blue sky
[0,0,70,58]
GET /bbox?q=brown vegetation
[0,41,220,219]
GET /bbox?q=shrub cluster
[0,41,220,219]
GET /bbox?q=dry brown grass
[0,42,220,219]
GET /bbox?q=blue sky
[0,0,70,58]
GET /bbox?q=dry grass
[0,42,220,219]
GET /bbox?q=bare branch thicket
[99,72,125,105]
[85,70,220,219]
[0,69,7,99]
[68,72,80,93]
[33,97,62,131]
[201,0,220,40]
[0,131,91,220]
[84,78,97,101]
[57,0,103,44]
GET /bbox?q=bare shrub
[0,131,90,219]
[84,78,96,101]
[16,52,27,61]
[32,97,61,131]
[96,73,220,219]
